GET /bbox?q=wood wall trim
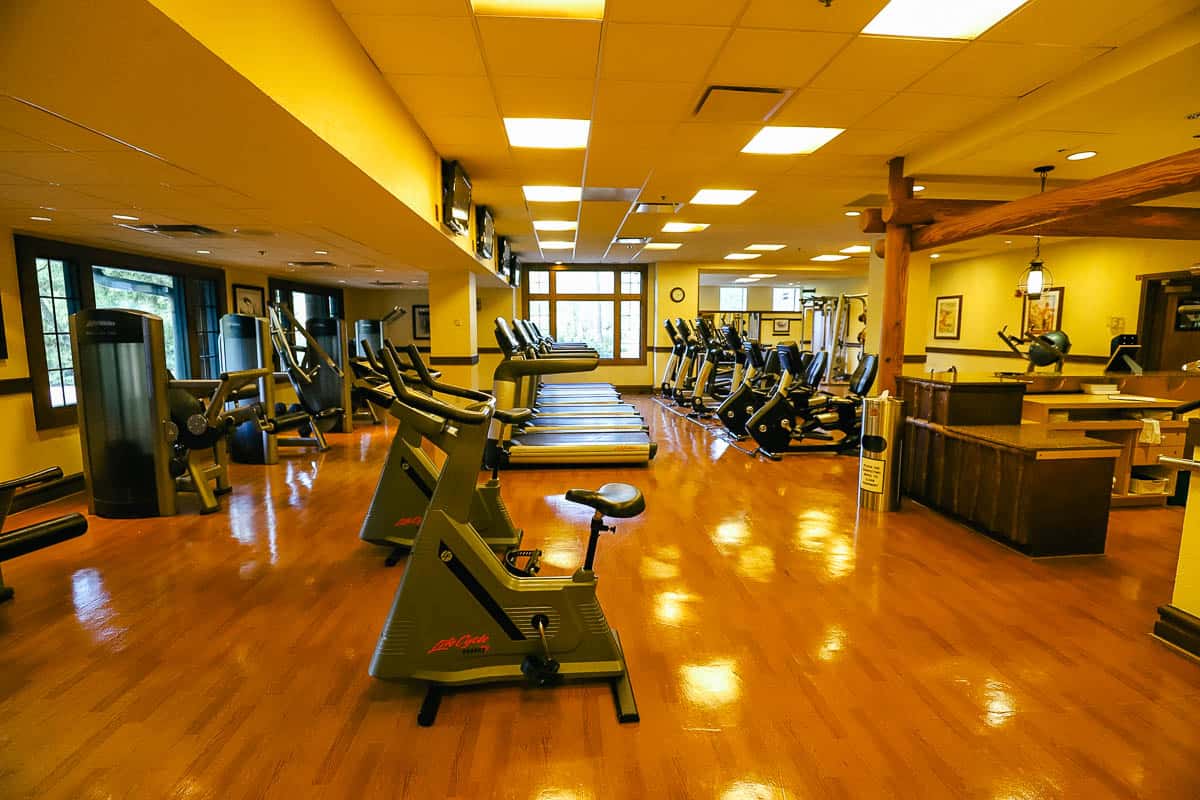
[903,354,928,364]
[479,346,503,355]
[1155,604,1200,661]
[429,354,480,366]
[925,345,1108,364]
[0,377,33,396]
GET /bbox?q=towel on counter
[1139,417,1162,445]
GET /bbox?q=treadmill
[488,326,656,467]
[510,319,619,397]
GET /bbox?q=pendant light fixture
[1018,165,1055,299]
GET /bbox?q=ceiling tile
[821,129,928,157]
[491,76,595,118]
[856,93,1011,132]
[740,0,890,32]
[809,37,963,93]
[477,18,600,78]
[605,0,744,26]
[385,75,497,119]
[769,87,894,127]
[334,0,468,14]
[0,127,68,153]
[511,149,586,185]
[709,29,851,87]
[982,0,1197,47]
[342,15,485,75]
[909,42,1110,98]
[601,24,728,83]
[593,80,697,123]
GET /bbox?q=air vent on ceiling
[371,280,407,287]
[287,260,336,268]
[121,223,223,238]
[582,187,640,202]
[633,201,682,215]
[694,85,789,122]
[614,236,650,246]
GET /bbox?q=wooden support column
[879,157,912,394]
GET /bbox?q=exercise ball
[1030,330,1071,366]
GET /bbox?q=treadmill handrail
[380,348,494,426]
[495,354,599,378]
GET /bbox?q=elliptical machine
[368,347,643,727]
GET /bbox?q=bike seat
[564,483,645,519]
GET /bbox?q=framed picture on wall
[0,296,7,358]
[933,295,962,340]
[772,319,790,334]
[232,284,266,317]
[412,304,431,340]
[1022,287,1064,336]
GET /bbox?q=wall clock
[669,287,685,303]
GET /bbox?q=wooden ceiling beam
[909,147,1200,252]
[886,198,1200,239]
[859,207,886,234]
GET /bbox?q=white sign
[860,457,886,493]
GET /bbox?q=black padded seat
[564,483,645,518]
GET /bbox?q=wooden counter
[905,421,1119,556]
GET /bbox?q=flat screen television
[441,159,471,235]
[475,205,495,260]
[509,255,521,288]
[496,236,511,280]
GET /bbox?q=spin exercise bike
[368,348,643,726]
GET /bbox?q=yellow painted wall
[921,238,1200,375]
[343,286,430,349]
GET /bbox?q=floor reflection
[71,568,126,646]
[653,589,696,627]
[680,659,741,708]
[721,780,789,800]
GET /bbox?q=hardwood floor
[3,396,1200,799]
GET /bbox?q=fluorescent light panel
[690,189,756,206]
[538,240,575,250]
[29,216,52,222]
[662,222,708,233]
[725,253,761,261]
[734,278,760,283]
[811,254,851,262]
[742,126,844,155]
[504,118,590,149]
[523,185,582,202]
[840,245,872,254]
[748,273,777,278]
[643,242,682,250]
[746,244,786,251]
[863,0,1029,40]
[111,213,139,221]
[912,184,926,192]
[844,210,861,217]
[533,220,577,231]
[470,0,605,20]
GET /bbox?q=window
[719,287,747,312]
[35,258,80,409]
[773,287,802,312]
[524,266,646,364]
[15,235,227,430]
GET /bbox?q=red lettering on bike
[394,516,423,527]
[427,633,490,655]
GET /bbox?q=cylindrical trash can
[859,395,905,512]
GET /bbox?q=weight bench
[0,467,88,603]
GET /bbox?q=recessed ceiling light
[691,189,756,206]
[470,0,605,20]
[930,253,941,259]
[539,240,576,250]
[643,242,682,250]
[523,185,583,202]
[746,244,786,251]
[504,118,590,149]
[39,206,56,211]
[112,213,139,221]
[912,184,926,192]
[844,210,861,217]
[742,126,845,155]
[811,254,851,262]
[29,216,52,222]
[1005,240,1013,244]
[840,244,872,254]
[375,268,385,273]
[533,220,577,231]
[662,222,709,233]
[411,280,421,284]
[748,273,777,278]
[863,0,1029,40]
[1066,151,1097,161]
[338,279,347,284]
[734,277,760,283]
[614,236,650,245]
[725,253,761,261]
[196,249,211,255]
[314,249,329,255]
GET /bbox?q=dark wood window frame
[267,277,345,320]
[523,264,648,366]
[14,234,227,430]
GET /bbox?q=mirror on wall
[698,268,870,381]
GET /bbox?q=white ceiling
[338,0,1200,270]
